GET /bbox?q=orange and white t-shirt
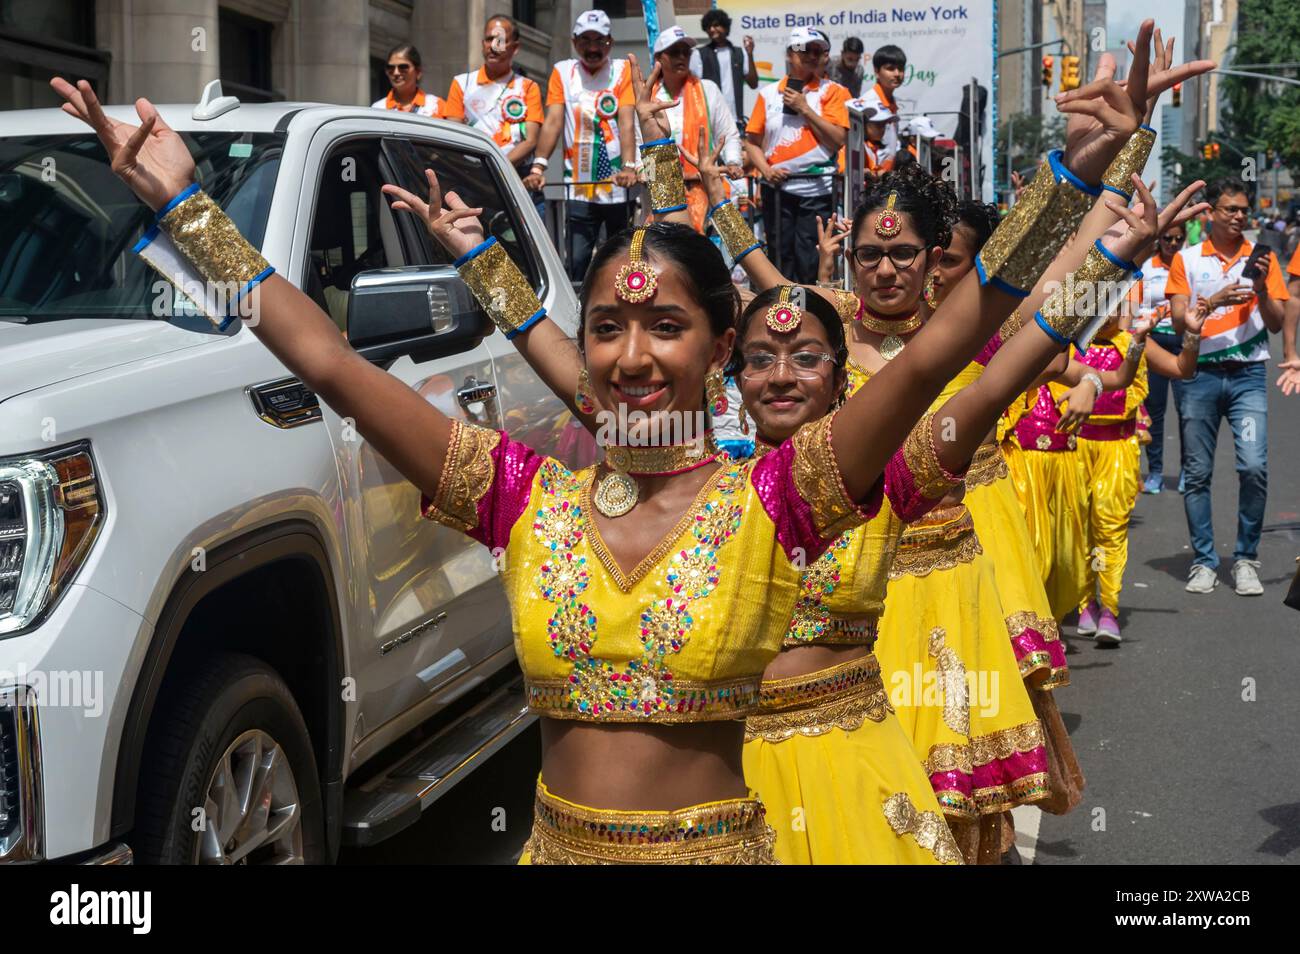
[1127,252,1175,333]
[1288,243,1300,280]
[1164,237,1290,364]
[371,88,446,118]
[745,77,849,198]
[544,58,634,204]
[445,68,543,157]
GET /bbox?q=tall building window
[219,8,278,102]
[0,0,106,109]
[513,0,537,27]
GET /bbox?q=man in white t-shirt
[688,8,758,135]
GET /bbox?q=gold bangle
[1036,244,1134,343]
[159,189,270,292]
[1101,126,1157,198]
[640,140,687,213]
[710,201,761,261]
[456,239,545,339]
[977,152,1098,296]
[902,411,965,499]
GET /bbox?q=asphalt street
[345,352,1300,866]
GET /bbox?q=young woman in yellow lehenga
[813,167,1058,859]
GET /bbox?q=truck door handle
[457,379,496,407]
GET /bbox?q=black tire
[133,652,326,864]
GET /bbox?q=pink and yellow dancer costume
[742,405,964,865]
[1074,331,1149,619]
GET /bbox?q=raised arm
[50,78,454,499]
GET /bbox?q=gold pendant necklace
[591,435,721,518]
[856,307,920,362]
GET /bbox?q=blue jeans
[1180,362,1269,570]
[565,200,632,282]
[1143,331,1187,476]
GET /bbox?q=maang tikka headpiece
[614,228,659,303]
[765,284,804,333]
[874,192,903,239]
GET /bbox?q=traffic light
[1042,55,1054,89]
[1202,143,1213,160]
[1211,142,1221,159]
[1171,82,1182,107]
[1060,55,1081,92]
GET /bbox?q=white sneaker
[1232,560,1264,596]
[1186,564,1218,594]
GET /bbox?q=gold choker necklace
[856,308,921,362]
[594,434,721,518]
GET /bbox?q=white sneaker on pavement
[1232,560,1264,596]
[1186,564,1218,594]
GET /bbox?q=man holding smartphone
[744,27,849,283]
[1165,177,1291,596]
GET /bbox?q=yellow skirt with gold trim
[1002,441,1090,622]
[741,654,963,865]
[876,505,1050,822]
[518,778,777,864]
[964,453,1069,690]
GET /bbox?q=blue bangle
[640,138,675,150]
[132,225,161,254]
[707,199,730,218]
[1101,183,1132,201]
[1092,239,1139,274]
[1033,310,1071,348]
[155,183,200,221]
[504,307,547,340]
[453,236,497,268]
[1139,123,1157,135]
[733,241,763,263]
[1048,149,1102,197]
[975,254,1031,297]
[653,203,688,214]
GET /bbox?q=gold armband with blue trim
[136,183,275,330]
[640,138,688,214]
[1101,125,1157,201]
[454,237,546,339]
[1033,241,1141,350]
[709,200,762,263]
[976,150,1100,297]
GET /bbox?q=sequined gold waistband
[526,674,762,722]
[522,780,777,864]
[782,613,878,647]
[889,505,983,579]
[964,443,1009,488]
[745,654,892,742]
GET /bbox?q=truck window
[385,138,543,296]
[306,138,409,331]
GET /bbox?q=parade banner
[724,1,996,199]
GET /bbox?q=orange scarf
[654,76,709,179]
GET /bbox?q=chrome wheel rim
[195,728,304,865]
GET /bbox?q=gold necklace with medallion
[593,435,723,518]
[856,308,922,361]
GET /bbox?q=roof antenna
[193,79,240,120]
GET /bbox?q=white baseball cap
[865,103,898,123]
[573,10,612,36]
[788,27,829,52]
[902,115,940,138]
[653,25,697,55]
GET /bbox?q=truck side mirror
[347,266,491,366]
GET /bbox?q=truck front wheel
[134,653,326,864]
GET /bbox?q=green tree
[996,112,1066,189]
[1222,0,1300,169]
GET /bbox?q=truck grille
[0,704,17,841]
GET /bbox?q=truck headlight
[0,444,102,637]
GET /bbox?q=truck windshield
[0,132,284,323]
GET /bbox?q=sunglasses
[1215,205,1250,217]
[386,63,413,74]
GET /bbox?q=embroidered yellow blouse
[420,416,894,722]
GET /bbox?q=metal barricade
[757,171,845,283]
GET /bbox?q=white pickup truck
[0,83,590,863]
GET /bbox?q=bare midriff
[540,719,749,810]
[761,638,874,680]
